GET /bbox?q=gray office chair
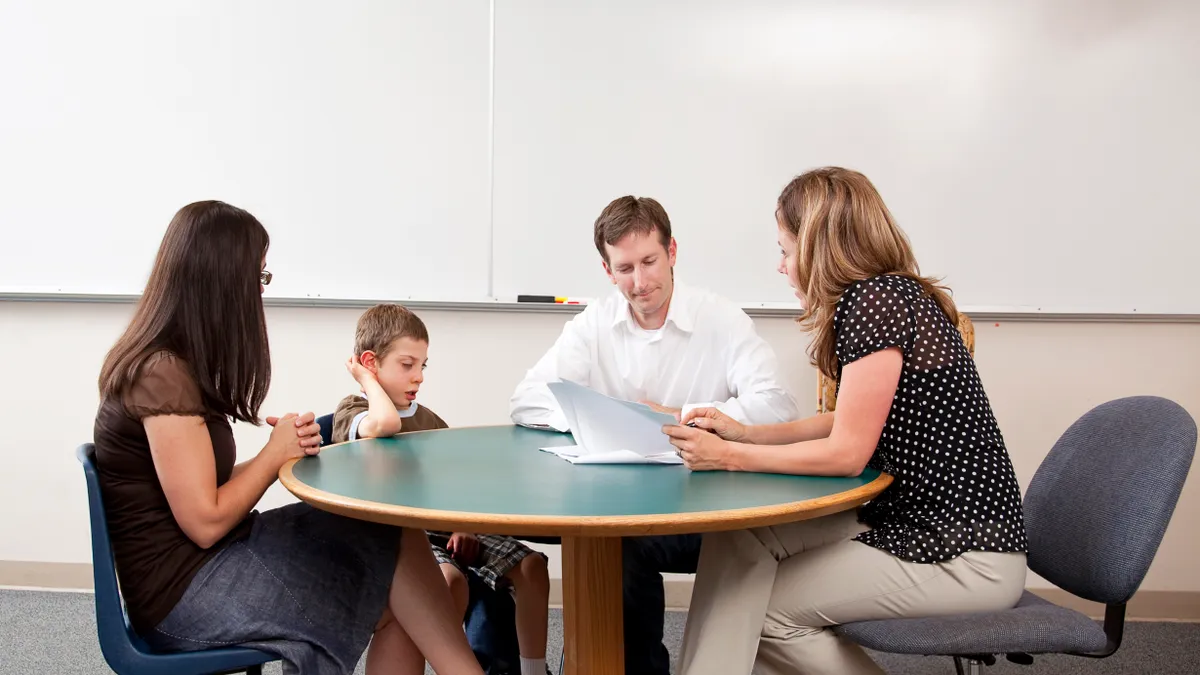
[835,395,1197,674]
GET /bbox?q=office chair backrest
[1023,396,1196,605]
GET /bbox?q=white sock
[520,657,547,675]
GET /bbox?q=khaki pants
[678,510,1027,675]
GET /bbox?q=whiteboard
[491,0,1200,314]
[3,1,1198,315]
[0,0,492,301]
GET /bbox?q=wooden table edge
[278,458,893,537]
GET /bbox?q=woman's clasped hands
[265,411,324,461]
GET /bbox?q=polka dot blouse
[835,275,1028,563]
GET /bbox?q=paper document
[540,380,683,464]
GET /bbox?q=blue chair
[835,396,1198,674]
[77,443,276,674]
[316,413,334,446]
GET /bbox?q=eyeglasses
[260,270,273,286]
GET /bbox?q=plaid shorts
[426,531,541,590]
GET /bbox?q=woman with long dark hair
[94,200,483,675]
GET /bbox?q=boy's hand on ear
[345,355,377,388]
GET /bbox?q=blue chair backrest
[77,443,275,675]
[316,413,334,446]
[1023,396,1197,605]
[77,443,158,662]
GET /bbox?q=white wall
[1,301,1198,592]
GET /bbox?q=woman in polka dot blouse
[663,167,1029,675]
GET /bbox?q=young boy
[331,303,550,675]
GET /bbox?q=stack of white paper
[538,380,684,464]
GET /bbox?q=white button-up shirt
[509,281,799,431]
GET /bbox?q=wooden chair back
[816,313,976,413]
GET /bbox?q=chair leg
[954,656,983,675]
[558,649,565,674]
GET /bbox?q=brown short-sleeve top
[92,351,255,635]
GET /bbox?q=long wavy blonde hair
[777,167,958,380]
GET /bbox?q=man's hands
[639,400,682,422]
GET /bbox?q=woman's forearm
[745,413,835,445]
[728,436,865,477]
[229,459,254,480]
[181,448,282,549]
[213,452,280,524]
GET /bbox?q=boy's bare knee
[510,554,550,591]
[522,552,549,576]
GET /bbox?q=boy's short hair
[354,304,429,359]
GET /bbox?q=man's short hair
[593,196,672,263]
[354,303,429,358]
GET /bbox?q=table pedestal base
[561,536,624,675]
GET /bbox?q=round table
[279,425,891,675]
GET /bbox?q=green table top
[280,425,890,537]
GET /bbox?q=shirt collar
[611,280,695,334]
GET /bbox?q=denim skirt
[145,502,402,674]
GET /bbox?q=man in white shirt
[508,195,798,675]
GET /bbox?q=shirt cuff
[542,409,571,433]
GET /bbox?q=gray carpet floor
[2,589,1198,673]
